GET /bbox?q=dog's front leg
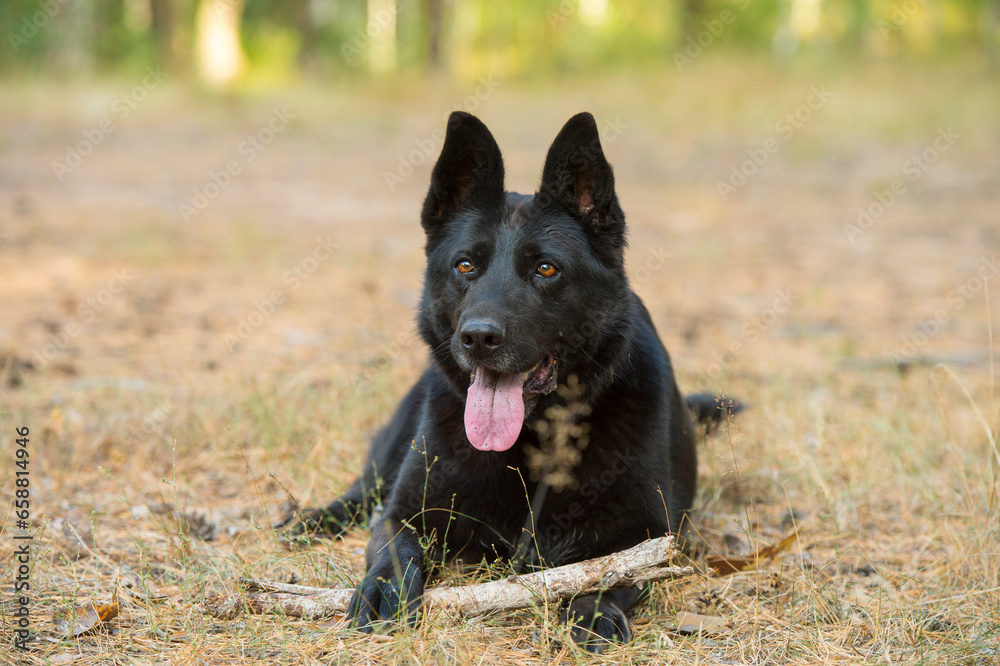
[348,518,424,630]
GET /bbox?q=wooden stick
[204,536,691,621]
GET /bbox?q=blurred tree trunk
[680,0,708,41]
[986,0,1000,69]
[425,0,444,72]
[295,0,319,73]
[150,0,178,70]
[772,0,796,58]
[194,0,246,86]
[367,0,396,73]
[844,0,868,52]
[51,0,94,75]
[773,0,823,58]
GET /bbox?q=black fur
[287,112,728,651]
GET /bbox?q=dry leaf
[674,611,733,636]
[707,531,799,576]
[53,602,119,637]
[323,616,349,629]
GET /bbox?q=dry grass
[1,58,999,664]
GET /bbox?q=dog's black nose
[460,319,505,359]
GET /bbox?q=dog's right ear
[421,112,505,249]
[538,113,626,266]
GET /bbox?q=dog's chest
[456,471,632,567]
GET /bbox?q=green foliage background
[0,0,997,81]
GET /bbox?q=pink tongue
[464,368,525,452]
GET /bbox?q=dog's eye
[456,260,475,275]
[536,263,559,278]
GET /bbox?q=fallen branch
[205,536,691,621]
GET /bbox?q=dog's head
[417,112,632,452]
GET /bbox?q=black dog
[288,112,733,650]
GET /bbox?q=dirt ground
[1,59,999,664]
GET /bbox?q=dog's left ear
[538,112,626,265]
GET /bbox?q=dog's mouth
[464,356,557,452]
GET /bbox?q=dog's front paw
[561,596,632,654]
[348,556,424,631]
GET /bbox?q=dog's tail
[686,393,745,432]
